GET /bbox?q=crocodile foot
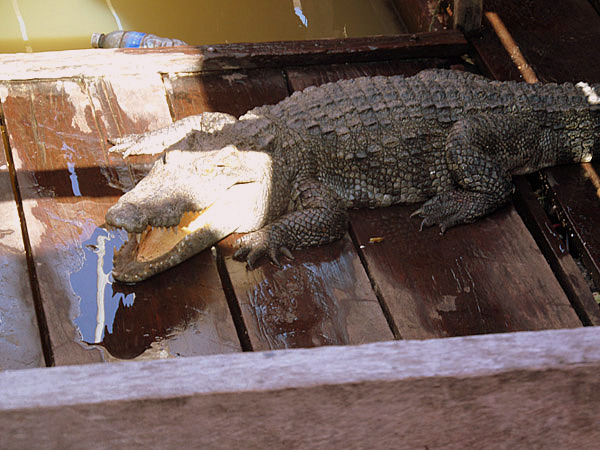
[233,230,295,269]
[411,191,498,233]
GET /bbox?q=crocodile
[105,69,600,282]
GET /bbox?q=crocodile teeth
[134,210,206,263]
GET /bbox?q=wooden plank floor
[0,19,598,366]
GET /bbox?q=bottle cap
[90,33,105,48]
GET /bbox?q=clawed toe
[410,194,465,233]
[233,233,294,270]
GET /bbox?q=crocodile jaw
[111,181,266,283]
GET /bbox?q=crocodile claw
[233,232,294,269]
[410,196,459,233]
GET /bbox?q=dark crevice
[1,120,55,367]
[347,225,403,340]
[214,247,254,351]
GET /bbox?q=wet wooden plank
[471,0,600,311]
[1,79,108,365]
[0,75,240,365]
[352,206,582,339]
[0,31,467,81]
[219,235,393,350]
[165,67,393,349]
[0,120,45,370]
[2,327,600,449]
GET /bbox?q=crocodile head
[106,145,273,282]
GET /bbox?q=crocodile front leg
[233,175,348,268]
[412,114,547,231]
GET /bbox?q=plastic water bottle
[91,31,187,48]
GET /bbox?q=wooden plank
[512,176,600,326]
[165,68,290,119]
[453,0,482,33]
[473,0,600,84]
[0,75,240,365]
[165,68,393,350]
[219,235,394,350]
[285,57,466,91]
[0,31,467,81]
[2,327,600,448]
[1,79,107,365]
[392,0,448,32]
[0,119,45,370]
[351,205,582,338]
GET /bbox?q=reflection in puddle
[66,162,82,197]
[71,226,218,359]
[72,227,127,347]
[72,226,171,359]
[62,142,83,197]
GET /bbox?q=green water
[1,0,407,53]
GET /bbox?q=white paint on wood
[0,49,204,81]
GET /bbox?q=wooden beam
[0,32,467,81]
[454,0,482,34]
[2,327,600,448]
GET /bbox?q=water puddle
[72,227,185,359]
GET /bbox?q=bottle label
[124,32,146,48]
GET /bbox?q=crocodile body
[106,69,600,282]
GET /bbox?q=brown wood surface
[542,164,600,288]
[475,0,600,84]
[0,120,45,370]
[453,0,482,33]
[2,79,108,365]
[165,68,289,119]
[285,57,466,91]
[393,0,450,32]
[2,327,600,449]
[0,31,467,82]
[472,0,600,313]
[0,75,240,365]
[351,205,581,339]
[219,235,394,350]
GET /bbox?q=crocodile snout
[106,202,148,233]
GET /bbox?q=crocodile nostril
[105,202,148,233]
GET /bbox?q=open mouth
[130,210,208,263]
[112,208,223,283]
[110,182,262,282]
